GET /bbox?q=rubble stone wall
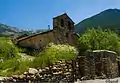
[73,50,119,80]
[2,50,119,82]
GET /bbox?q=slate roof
[15,30,53,43]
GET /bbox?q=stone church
[14,13,77,49]
[14,13,120,80]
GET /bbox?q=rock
[62,60,65,63]
[58,60,62,63]
[38,69,42,73]
[44,74,47,78]
[97,75,106,79]
[24,72,28,75]
[28,80,32,83]
[28,68,38,75]
[36,73,41,78]
[26,75,31,80]
[30,75,35,78]
[58,71,63,75]
[80,76,89,80]
[52,66,57,70]
[53,72,59,75]
[75,79,81,83]
[45,67,49,70]
[12,75,19,79]
[64,72,71,75]
[60,64,66,66]
[12,79,17,82]
[0,77,11,81]
[69,69,72,72]
[19,74,26,79]
[65,69,69,71]
[41,69,46,72]
[66,61,72,64]
[65,66,67,69]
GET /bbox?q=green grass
[0,37,19,60]
[0,58,31,76]
[0,38,78,76]
[0,37,31,76]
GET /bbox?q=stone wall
[2,50,119,82]
[73,50,118,80]
[93,50,118,78]
[17,30,56,49]
[4,60,74,82]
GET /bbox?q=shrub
[45,43,78,61]
[32,43,78,68]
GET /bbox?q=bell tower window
[61,19,64,27]
[66,32,69,38]
[68,21,71,30]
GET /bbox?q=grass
[0,37,19,60]
[0,58,32,76]
[0,37,31,76]
[0,38,78,76]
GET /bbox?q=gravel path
[75,77,120,83]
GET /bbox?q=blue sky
[0,0,120,30]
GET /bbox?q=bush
[45,43,78,61]
[32,43,78,68]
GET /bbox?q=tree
[77,28,120,54]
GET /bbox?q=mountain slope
[0,23,21,37]
[75,9,120,34]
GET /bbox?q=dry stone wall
[73,50,119,80]
[1,50,119,82]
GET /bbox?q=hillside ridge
[75,9,120,34]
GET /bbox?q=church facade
[14,13,77,49]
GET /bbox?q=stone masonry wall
[2,50,119,82]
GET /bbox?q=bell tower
[53,13,74,31]
[53,13,76,45]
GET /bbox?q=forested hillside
[75,9,120,34]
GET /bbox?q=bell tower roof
[53,13,74,24]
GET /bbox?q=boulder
[28,68,38,75]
